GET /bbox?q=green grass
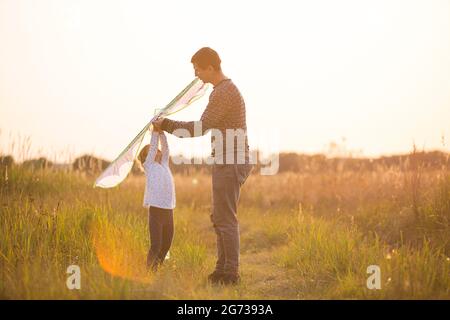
[0,165,449,299]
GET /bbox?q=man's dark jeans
[211,163,253,275]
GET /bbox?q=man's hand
[152,117,165,132]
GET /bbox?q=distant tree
[0,155,14,168]
[22,157,53,170]
[72,155,110,173]
[279,153,301,172]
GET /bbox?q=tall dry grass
[0,157,449,299]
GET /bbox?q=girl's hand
[152,117,164,131]
[152,123,162,133]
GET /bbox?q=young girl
[138,127,176,271]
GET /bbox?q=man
[152,47,253,285]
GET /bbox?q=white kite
[94,78,209,188]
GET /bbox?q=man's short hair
[191,47,222,71]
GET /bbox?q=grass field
[0,159,449,299]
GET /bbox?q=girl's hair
[138,145,150,164]
[137,144,162,165]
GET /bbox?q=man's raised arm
[155,90,228,138]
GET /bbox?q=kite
[94,78,209,188]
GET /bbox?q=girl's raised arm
[145,131,160,164]
[160,131,170,165]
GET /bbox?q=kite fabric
[94,78,209,188]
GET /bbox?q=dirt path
[239,246,303,299]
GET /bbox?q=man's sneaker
[219,272,241,285]
[207,270,225,284]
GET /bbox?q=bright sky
[0,0,449,163]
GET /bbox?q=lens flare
[91,218,154,284]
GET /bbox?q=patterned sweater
[161,79,250,164]
[143,131,176,209]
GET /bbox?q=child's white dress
[142,131,176,210]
